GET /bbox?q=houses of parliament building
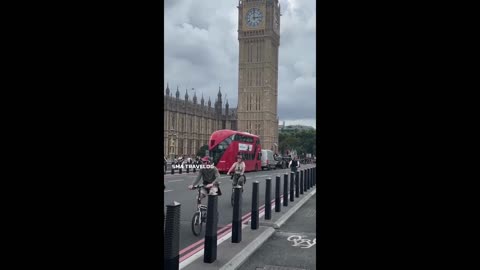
[163,84,237,159]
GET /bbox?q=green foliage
[279,129,316,156]
[196,144,209,157]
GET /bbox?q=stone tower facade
[237,0,280,152]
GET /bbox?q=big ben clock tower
[237,0,280,152]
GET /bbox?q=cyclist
[188,156,222,203]
[227,155,246,187]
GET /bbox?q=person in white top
[227,155,246,187]
[289,156,300,172]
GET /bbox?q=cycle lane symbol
[287,235,316,249]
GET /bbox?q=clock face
[246,8,263,28]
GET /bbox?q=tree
[278,129,316,156]
[196,144,209,157]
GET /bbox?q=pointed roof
[193,90,197,103]
[184,88,189,100]
[165,82,170,95]
[175,86,180,98]
[217,86,222,97]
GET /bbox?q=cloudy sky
[164,0,316,128]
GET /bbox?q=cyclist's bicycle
[230,173,246,207]
[191,184,207,236]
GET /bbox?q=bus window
[211,137,232,165]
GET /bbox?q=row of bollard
[164,166,317,270]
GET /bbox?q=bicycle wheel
[191,212,202,236]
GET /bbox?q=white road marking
[168,179,184,183]
[287,235,316,248]
[164,190,173,192]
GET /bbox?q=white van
[261,149,276,170]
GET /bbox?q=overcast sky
[164,0,316,128]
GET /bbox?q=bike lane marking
[286,235,316,249]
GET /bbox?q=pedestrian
[289,156,299,172]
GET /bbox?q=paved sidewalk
[238,195,317,270]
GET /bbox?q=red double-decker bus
[208,129,262,173]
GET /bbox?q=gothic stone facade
[237,0,280,152]
[164,84,237,158]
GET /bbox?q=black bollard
[310,168,315,187]
[303,169,310,190]
[311,167,314,186]
[164,201,181,270]
[295,171,299,198]
[186,165,189,173]
[204,194,218,263]
[311,168,313,187]
[283,174,289,206]
[179,166,182,174]
[232,186,243,243]
[300,170,304,195]
[314,167,316,186]
[306,169,309,189]
[310,168,313,188]
[275,176,281,212]
[290,172,295,202]
[307,168,311,189]
[193,166,196,173]
[171,165,174,175]
[265,178,272,220]
[251,181,259,230]
[305,169,308,191]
